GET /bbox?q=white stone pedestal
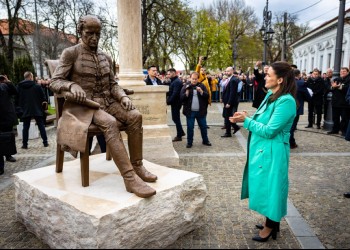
[14,154,207,249]
[122,85,179,167]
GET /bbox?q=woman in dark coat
[0,75,18,175]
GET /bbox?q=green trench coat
[241,91,296,222]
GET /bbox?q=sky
[188,0,348,30]
[1,0,347,70]
[0,0,346,31]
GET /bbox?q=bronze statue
[50,15,157,198]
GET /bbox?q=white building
[291,8,350,74]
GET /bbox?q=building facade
[0,19,76,78]
[291,8,350,74]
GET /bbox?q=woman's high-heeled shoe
[252,229,277,242]
[255,223,280,232]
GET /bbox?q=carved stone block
[14,155,207,249]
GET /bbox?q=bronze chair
[53,94,112,187]
[45,59,132,187]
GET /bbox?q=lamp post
[260,0,274,65]
[333,0,346,79]
[34,0,43,78]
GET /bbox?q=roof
[0,18,77,44]
[290,7,350,47]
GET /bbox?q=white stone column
[117,0,145,86]
[116,0,178,167]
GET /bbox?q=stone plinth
[14,154,207,249]
[122,85,179,167]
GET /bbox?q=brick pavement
[0,102,349,249]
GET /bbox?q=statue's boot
[128,128,158,182]
[107,134,156,198]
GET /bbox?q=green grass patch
[47,105,56,115]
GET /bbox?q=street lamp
[260,0,274,65]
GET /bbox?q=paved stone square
[0,101,349,249]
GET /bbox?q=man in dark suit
[144,65,162,85]
[290,69,311,149]
[221,66,240,137]
[166,68,185,141]
[305,68,325,129]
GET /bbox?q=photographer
[180,72,211,148]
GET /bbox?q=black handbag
[0,131,17,156]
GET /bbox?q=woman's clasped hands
[229,110,248,123]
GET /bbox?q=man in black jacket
[17,71,48,149]
[305,68,325,129]
[144,65,162,85]
[328,67,350,135]
[166,68,185,141]
[0,75,18,175]
[221,67,240,137]
[180,72,211,148]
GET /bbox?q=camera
[203,56,207,60]
[0,75,6,81]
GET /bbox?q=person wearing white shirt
[144,65,162,86]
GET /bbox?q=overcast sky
[1,0,345,31]
[188,0,348,30]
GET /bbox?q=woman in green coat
[230,61,297,242]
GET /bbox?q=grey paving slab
[296,237,325,250]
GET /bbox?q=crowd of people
[145,61,350,146]
[1,14,350,243]
[0,72,50,175]
[147,59,350,229]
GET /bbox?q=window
[327,53,332,68]
[320,55,323,72]
[304,59,307,72]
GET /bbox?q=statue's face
[81,19,101,50]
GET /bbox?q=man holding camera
[180,72,211,148]
[196,56,211,105]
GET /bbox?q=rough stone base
[14,155,207,249]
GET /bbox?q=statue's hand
[70,84,86,103]
[121,96,135,111]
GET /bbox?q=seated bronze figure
[50,15,157,198]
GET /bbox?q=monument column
[117,0,144,86]
[116,0,179,167]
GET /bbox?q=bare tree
[270,12,310,63]
[141,0,192,71]
[0,0,28,65]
